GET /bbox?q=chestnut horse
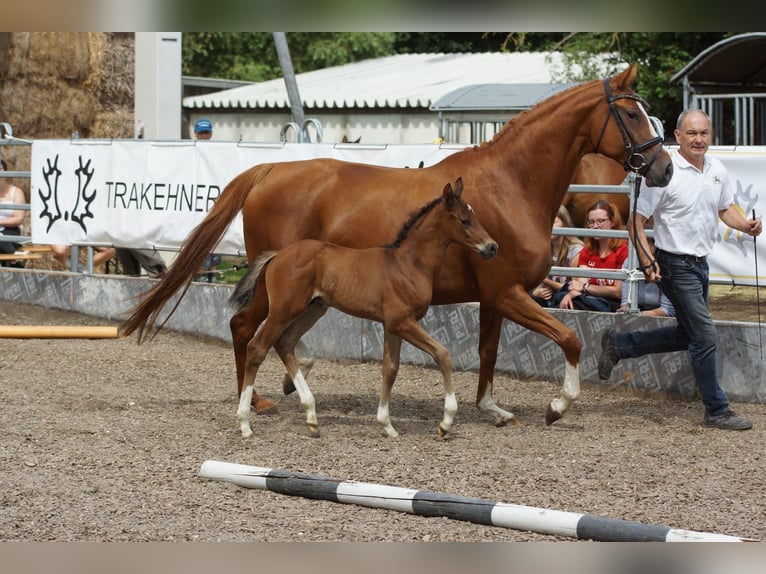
[566,153,631,227]
[232,178,498,439]
[122,65,673,427]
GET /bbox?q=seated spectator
[531,205,583,308]
[559,199,628,313]
[618,237,675,317]
[115,248,167,278]
[0,159,26,267]
[52,244,116,272]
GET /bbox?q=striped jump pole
[199,460,755,542]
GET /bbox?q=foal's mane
[383,195,443,249]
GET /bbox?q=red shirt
[579,242,628,286]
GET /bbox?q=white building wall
[189,111,452,144]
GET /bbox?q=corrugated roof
[183,52,572,111]
[671,33,766,87]
[429,83,577,112]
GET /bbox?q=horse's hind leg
[275,301,327,395]
[377,333,403,437]
[491,290,581,425]
[230,286,279,415]
[475,306,518,426]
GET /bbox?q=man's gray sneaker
[704,410,753,430]
[597,328,618,380]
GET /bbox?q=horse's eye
[460,218,471,226]
[626,109,639,120]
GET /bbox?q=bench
[0,252,43,262]
[0,245,51,265]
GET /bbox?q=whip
[753,209,763,359]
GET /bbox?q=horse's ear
[453,177,463,199]
[613,64,638,90]
[443,181,456,208]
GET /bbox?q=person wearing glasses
[598,109,762,431]
[559,199,627,312]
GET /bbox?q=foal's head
[386,178,498,260]
[441,177,498,260]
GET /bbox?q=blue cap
[194,118,212,133]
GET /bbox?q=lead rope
[753,209,763,359]
[630,176,658,275]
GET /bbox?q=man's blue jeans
[613,250,730,416]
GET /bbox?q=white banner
[30,140,457,255]
[30,141,766,285]
[705,147,766,286]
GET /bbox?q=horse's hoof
[281,374,296,395]
[437,423,450,438]
[253,397,279,415]
[307,425,320,438]
[496,418,521,428]
[544,405,563,425]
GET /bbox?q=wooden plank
[0,253,43,261]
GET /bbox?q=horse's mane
[384,195,443,249]
[465,79,591,153]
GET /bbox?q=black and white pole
[199,460,754,542]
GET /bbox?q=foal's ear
[443,181,459,209]
[453,177,463,198]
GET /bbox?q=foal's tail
[229,251,278,314]
[121,164,274,341]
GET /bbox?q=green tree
[516,33,731,131]
[182,32,398,82]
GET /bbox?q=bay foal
[231,178,498,438]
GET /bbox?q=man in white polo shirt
[598,109,762,431]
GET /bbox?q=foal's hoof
[253,396,279,415]
[544,405,563,426]
[281,374,297,395]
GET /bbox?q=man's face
[195,131,212,140]
[674,111,711,166]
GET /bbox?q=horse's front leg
[475,306,518,426]
[394,319,457,438]
[377,332,403,437]
[492,290,582,425]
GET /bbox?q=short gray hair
[676,108,711,130]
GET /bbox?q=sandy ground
[0,301,764,543]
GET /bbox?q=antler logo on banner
[38,154,97,233]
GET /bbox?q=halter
[594,77,664,175]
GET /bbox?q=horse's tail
[229,250,278,314]
[121,164,274,341]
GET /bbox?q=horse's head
[592,65,673,188]
[443,177,499,260]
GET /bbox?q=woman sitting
[531,205,583,308]
[0,159,26,267]
[559,199,628,312]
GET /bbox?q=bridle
[594,77,666,282]
[594,77,664,176]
